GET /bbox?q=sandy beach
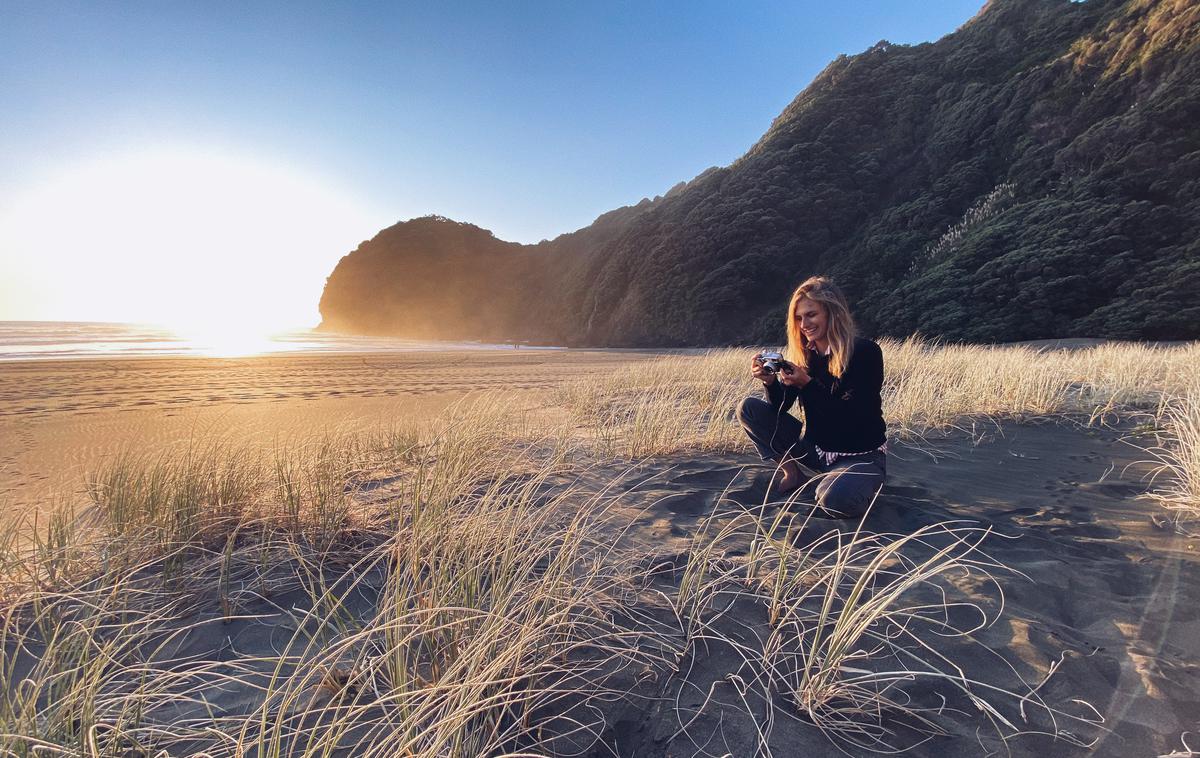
[0,350,659,516]
[0,346,1196,756]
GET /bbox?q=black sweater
[764,336,887,454]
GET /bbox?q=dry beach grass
[0,338,1198,756]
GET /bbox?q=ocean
[0,321,550,361]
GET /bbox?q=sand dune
[574,421,1197,755]
[1,350,1196,755]
[17,420,1187,755]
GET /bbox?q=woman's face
[794,297,828,346]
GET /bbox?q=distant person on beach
[737,276,887,518]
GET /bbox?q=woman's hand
[751,353,776,385]
[778,362,810,388]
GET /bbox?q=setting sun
[0,146,386,333]
[165,322,284,358]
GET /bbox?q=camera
[758,351,792,374]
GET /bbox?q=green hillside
[319,0,1199,345]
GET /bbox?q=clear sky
[0,0,985,330]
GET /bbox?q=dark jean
[736,396,886,519]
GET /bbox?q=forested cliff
[319,0,1199,345]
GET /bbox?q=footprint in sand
[1076,480,1149,498]
[650,490,711,517]
[880,483,932,499]
[1049,522,1121,540]
[667,466,746,489]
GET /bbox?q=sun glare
[0,145,387,330]
[168,322,284,358]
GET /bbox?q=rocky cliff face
[320,0,1200,345]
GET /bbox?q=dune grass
[555,338,1200,455]
[0,397,663,756]
[1144,383,1200,532]
[2,339,1197,754]
[552,349,751,458]
[672,494,1103,753]
[0,399,1051,756]
[555,338,1200,526]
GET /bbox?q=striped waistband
[814,441,888,467]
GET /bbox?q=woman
[736,276,887,518]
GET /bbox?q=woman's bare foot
[773,460,805,496]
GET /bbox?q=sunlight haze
[0,146,389,333]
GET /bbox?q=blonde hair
[785,276,857,378]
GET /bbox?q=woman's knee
[815,486,867,518]
[736,396,771,424]
[815,469,882,518]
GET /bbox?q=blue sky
[0,0,984,325]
